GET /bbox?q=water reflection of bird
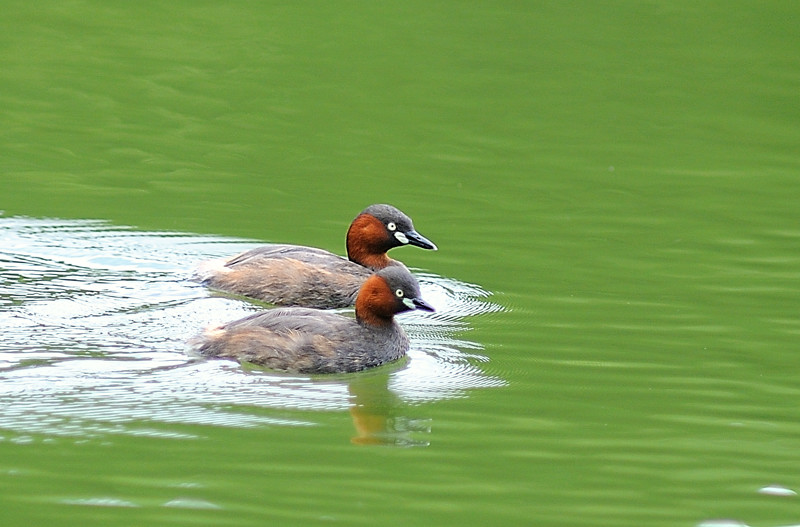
[347,371,431,447]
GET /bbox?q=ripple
[757,485,797,497]
[0,216,505,439]
[415,271,506,322]
[162,498,222,509]
[61,497,140,508]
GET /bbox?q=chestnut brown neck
[346,214,393,270]
[354,275,397,327]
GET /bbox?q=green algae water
[2,2,800,526]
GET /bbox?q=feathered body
[194,204,436,309]
[190,266,434,374]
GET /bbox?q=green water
[3,1,800,526]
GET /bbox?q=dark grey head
[360,204,438,251]
[374,265,435,314]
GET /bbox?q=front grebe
[190,266,434,373]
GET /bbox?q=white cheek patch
[402,298,416,310]
[394,232,409,244]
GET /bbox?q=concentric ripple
[0,216,505,441]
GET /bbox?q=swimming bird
[190,266,434,373]
[195,204,436,308]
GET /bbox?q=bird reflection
[346,370,431,447]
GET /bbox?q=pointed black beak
[411,296,435,312]
[404,229,438,251]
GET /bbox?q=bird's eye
[387,222,396,231]
[395,289,404,298]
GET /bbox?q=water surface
[2,1,800,526]
[0,217,502,440]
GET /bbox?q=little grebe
[190,266,434,374]
[194,204,436,309]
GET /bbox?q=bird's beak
[399,229,437,251]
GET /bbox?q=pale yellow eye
[387,222,396,231]
[395,289,404,298]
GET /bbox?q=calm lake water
[2,2,800,526]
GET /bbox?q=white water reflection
[0,216,505,441]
